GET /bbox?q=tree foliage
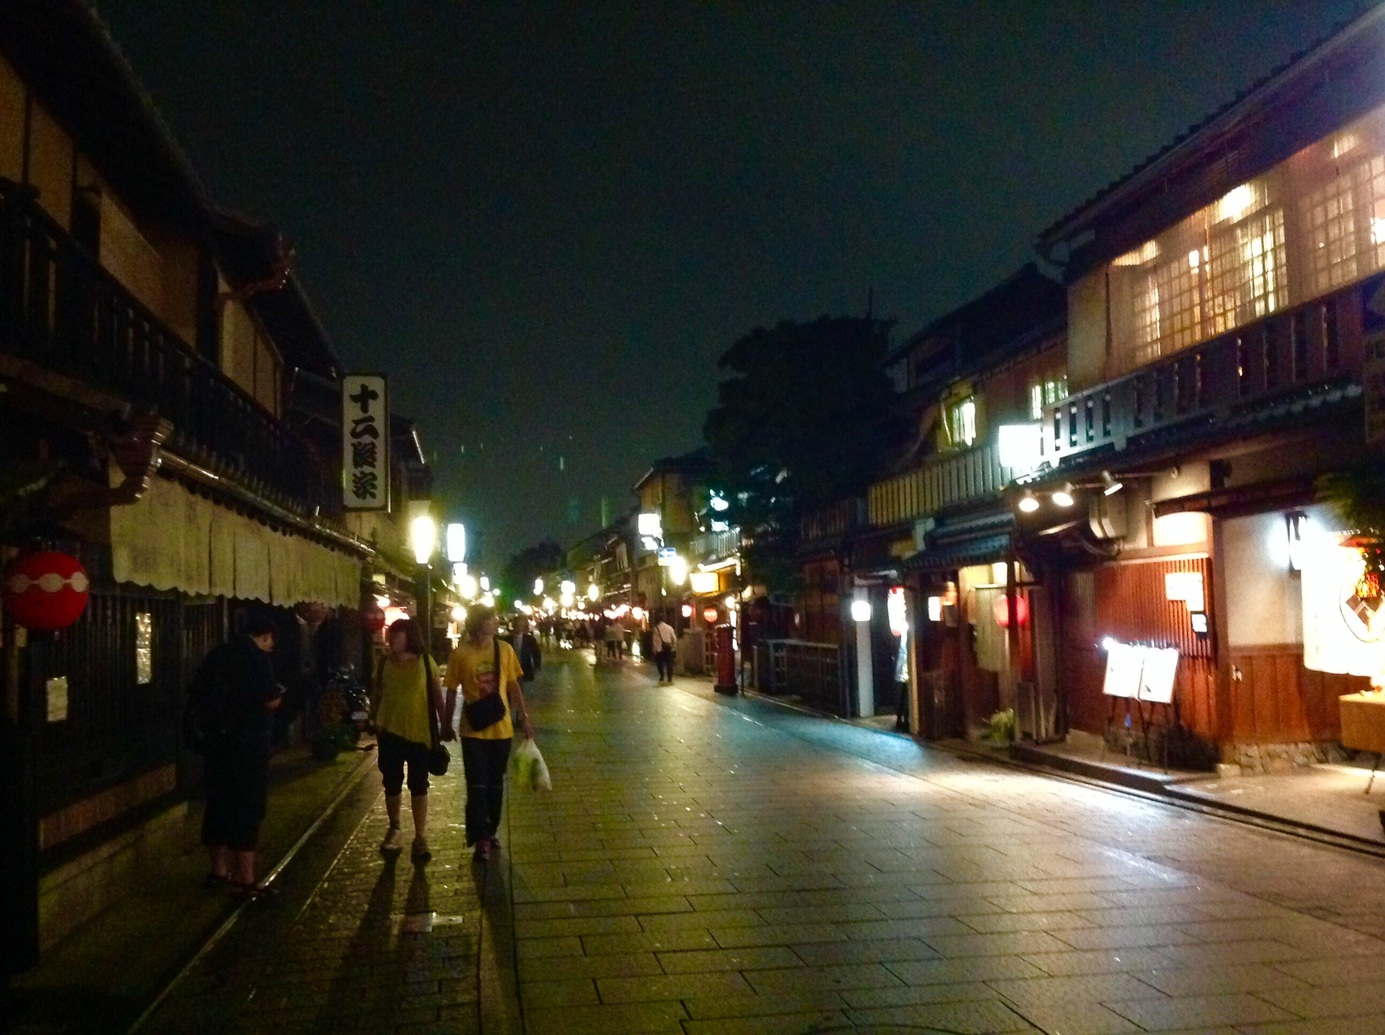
[703,316,898,591]
[499,540,566,604]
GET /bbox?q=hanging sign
[342,374,389,511]
[1301,534,1385,676]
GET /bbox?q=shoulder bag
[423,654,450,775]
[462,637,507,732]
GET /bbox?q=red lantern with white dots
[3,551,91,631]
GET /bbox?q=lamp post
[410,515,436,655]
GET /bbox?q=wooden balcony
[1044,291,1363,465]
[868,443,1012,530]
[0,179,331,514]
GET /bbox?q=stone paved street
[140,651,1385,1034]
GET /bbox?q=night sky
[96,1,1368,567]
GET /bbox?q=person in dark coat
[196,610,282,897]
[507,613,543,682]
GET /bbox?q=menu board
[1139,647,1180,704]
[1102,641,1180,703]
[1102,641,1144,698]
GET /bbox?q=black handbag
[462,638,507,732]
[424,655,450,775]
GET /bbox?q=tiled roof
[1037,3,1379,251]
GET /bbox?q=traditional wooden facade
[0,1,432,964]
[1027,5,1385,768]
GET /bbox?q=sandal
[202,872,230,890]
[411,839,431,863]
[472,839,491,861]
[229,880,278,901]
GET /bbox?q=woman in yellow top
[443,605,534,860]
[371,618,445,862]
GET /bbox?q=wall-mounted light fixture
[1018,489,1040,513]
[1051,483,1076,508]
[1101,471,1124,496]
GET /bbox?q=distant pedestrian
[371,618,445,862]
[507,613,543,682]
[443,606,534,861]
[652,614,677,684]
[194,610,283,899]
[604,617,622,660]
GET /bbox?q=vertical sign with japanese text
[342,374,389,511]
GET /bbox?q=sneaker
[380,827,404,853]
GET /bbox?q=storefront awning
[110,471,361,607]
[1151,478,1316,520]
[902,531,1012,573]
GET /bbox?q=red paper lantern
[3,551,91,630]
[362,604,386,633]
[992,594,1029,628]
[702,606,720,624]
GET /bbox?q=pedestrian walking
[652,614,677,684]
[443,605,534,861]
[507,613,543,682]
[370,618,446,862]
[603,616,622,660]
[193,610,283,899]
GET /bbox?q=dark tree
[703,316,897,592]
[500,540,566,604]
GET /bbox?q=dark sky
[97,0,1369,567]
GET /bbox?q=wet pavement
[28,649,1385,1033]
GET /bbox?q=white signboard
[342,374,389,511]
[1102,640,1180,703]
[1139,646,1180,704]
[1101,641,1143,698]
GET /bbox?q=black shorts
[376,729,431,797]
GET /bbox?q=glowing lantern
[702,606,720,624]
[681,604,693,619]
[2,551,91,630]
[992,594,1030,628]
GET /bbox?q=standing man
[652,613,677,684]
[507,613,543,683]
[195,610,283,898]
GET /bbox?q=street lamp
[410,514,437,655]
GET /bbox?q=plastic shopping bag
[511,738,552,791]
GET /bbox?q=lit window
[135,612,153,685]
[1027,376,1068,419]
[1112,181,1283,370]
[945,396,977,448]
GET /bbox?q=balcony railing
[867,443,1012,529]
[0,179,329,513]
[1044,293,1361,464]
[690,527,738,564]
[800,496,867,544]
